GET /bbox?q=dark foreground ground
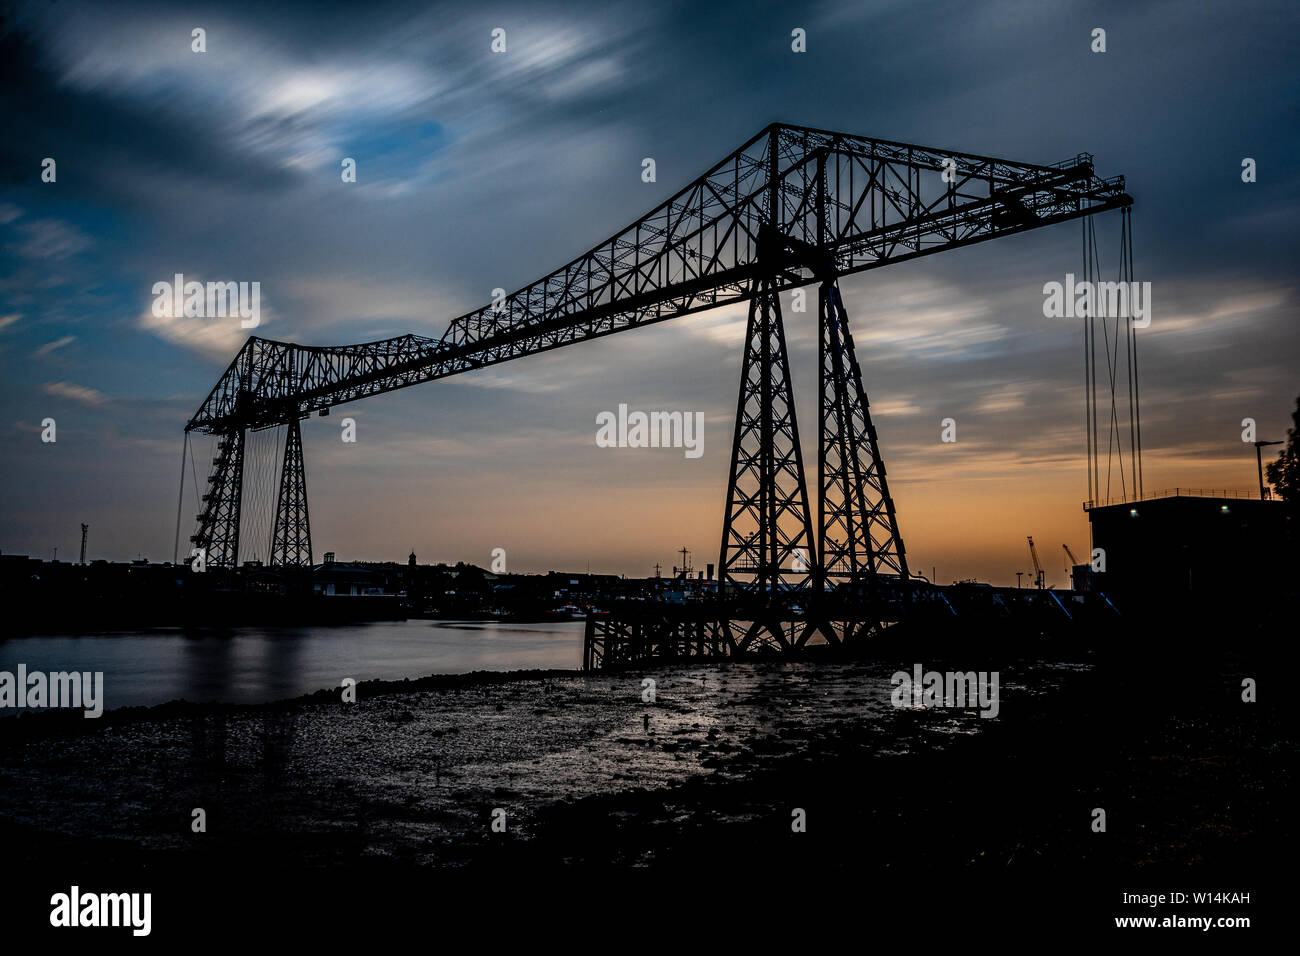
[0,618,1290,938]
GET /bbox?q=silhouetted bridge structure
[183,123,1131,662]
[583,579,1116,671]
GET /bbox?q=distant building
[312,561,388,596]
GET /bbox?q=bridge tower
[270,418,312,567]
[192,428,245,569]
[718,133,909,647]
[717,272,817,604]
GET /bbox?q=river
[0,620,584,712]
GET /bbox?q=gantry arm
[187,123,1130,433]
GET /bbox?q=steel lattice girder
[186,123,1130,434]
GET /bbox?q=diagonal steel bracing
[818,282,907,581]
[815,282,909,644]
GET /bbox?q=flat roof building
[1086,489,1289,608]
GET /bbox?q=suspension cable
[1126,209,1143,496]
[173,431,188,565]
[1083,218,1093,505]
[1082,207,1143,506]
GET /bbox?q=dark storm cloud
[0,0,1296,578]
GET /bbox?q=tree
[1264,394,1300,520]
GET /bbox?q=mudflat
[0,649,1286,874]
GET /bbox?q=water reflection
[1,620,583,712]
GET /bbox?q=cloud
[870,397,924,418]
[138,306,254,361]
[843,276,1012,361]
[279,274,451,335]
[27,3,636,191]
[8,219,91,259]
[34,335,75,357]
[0,314,19,331]
[42,380,107,405]
[135,274,276,358]
[679,303,750,349]
[976,385,1027,414]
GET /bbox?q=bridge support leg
[271,418,313,568]
[816,282,908,642]
[191,427,245,570]
[718,275,817,652]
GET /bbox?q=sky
[1,0,1297,587]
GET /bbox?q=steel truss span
[184,123,1131,612]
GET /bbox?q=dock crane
[1027,536,1046,589]
[1062,542,1095,592]
[1062,543,1081,572]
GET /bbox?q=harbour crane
[1062,543,1081,572]
[1027,536,1045,589]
